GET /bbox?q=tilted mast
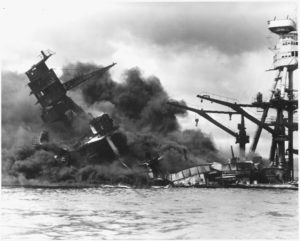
[25,50,116,125]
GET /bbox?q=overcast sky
[1,0,298,157]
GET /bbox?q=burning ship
[25,51,129,168]
[24,51,169,186]
[23,17,298,190]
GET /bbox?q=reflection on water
[1,187,298,240]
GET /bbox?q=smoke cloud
[2,64,223,186]
[63,63,187,134]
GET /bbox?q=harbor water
[1,187,298,240]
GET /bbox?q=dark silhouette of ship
[26,51,127,165]
[26,50,116,125]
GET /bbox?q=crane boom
[168,102,237,137]
[63,63,116,91]
[197,94,275,134]
[168,101,249,158]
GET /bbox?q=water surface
[1,187,298,240]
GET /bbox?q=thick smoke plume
[63,63,187,134]
[2,64,223,186]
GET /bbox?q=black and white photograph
[1,0,298,240]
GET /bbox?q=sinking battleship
[25,51,161,186]
[26,51,129,168]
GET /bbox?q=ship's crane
[168,17,297,182]
[196,94,288,167]
[196,83,297,180]
[63,63,116,91]
[168,102,249,158]
[196,94,276,134]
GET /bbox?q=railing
[273,55,297,64]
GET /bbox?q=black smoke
[63,63,187,134]
[2,64,223,186]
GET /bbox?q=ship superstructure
[25,51,126,165]
[168,17,298,183]
[268,18,297,69]
[251,17,298,179]
[26,51,116,125]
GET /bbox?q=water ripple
[1,187,298,240]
